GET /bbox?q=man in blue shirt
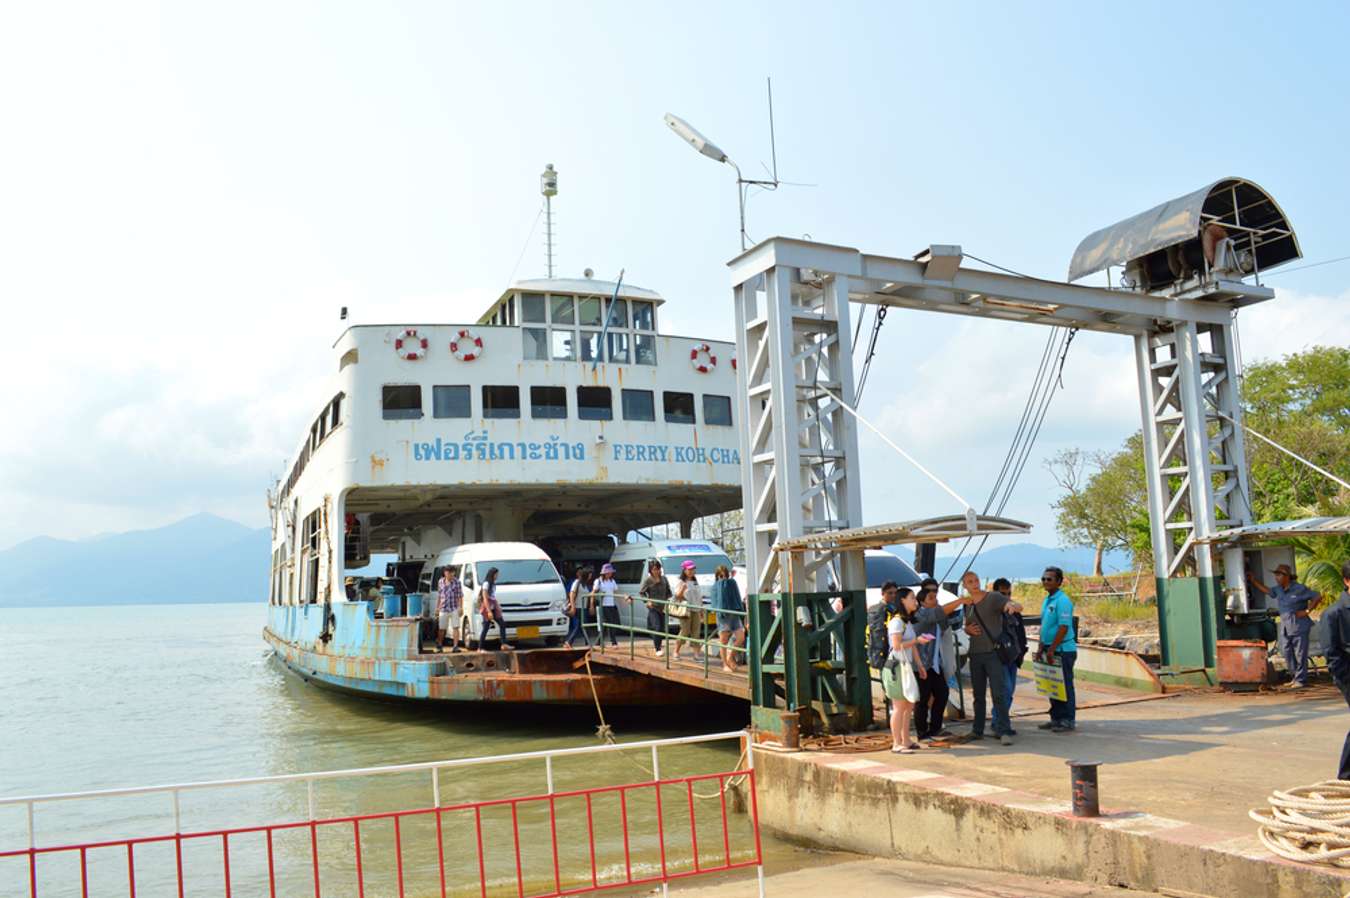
[1318,560,1350,778]
[1035,566,1077,732]
[1249,564,1323,688]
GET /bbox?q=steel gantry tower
[730,178,1301,672]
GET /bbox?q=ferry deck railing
[0,732,763,898]
[590,593,748,680]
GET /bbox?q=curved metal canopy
[1068,177,1301,282]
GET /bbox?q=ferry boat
[263,216,745,704]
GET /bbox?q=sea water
[0,603,777,897]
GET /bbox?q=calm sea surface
[1,603,782,897]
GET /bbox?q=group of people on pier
[875,566,1077,754]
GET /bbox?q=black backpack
[867,605,891,669]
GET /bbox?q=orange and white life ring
[690,343,717,373]
[394,328,429,361]
[450,328,484,362]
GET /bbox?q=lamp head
[664,113,729,164]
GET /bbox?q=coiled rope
[1250,781,1350,867]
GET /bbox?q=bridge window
[433,385,471,418]
[381,385,423,420]
[521,293,546,323]
[604,298,628,328]
[530,386,567,419]
[577,387,613,421]
[550,295,575,324]
[483,385,521,419]
[606,332,630,364]
[330,394,343,429]
[622,389,655,422]
[551,329,576,361]
[632,301,655,331]
[663,391,696,425]
[578,297,603,327]
[634,334,656,365]
[522,327,548,361]
[578,330,601,363]
[703,394,733,426]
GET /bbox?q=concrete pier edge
[752,746,1350,898]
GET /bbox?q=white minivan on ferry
[425,542,569,647]
[608,539,740,631]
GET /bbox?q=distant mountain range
[0,516,1135,608]
[0,513,269,607]
[895,541,1135,581]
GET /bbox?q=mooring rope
[580,649,748,798]
[1250,781,1350,867]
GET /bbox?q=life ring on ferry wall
[690,343,717,373]
[450,328,484,362]
[394,328,429,361]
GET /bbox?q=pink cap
[681,560,697,570]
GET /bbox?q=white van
[608,539,739,632]
[425,542,569,647]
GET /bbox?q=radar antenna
[541,164,558,278]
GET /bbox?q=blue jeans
[1049,651,1077,727]
[565,607,590,646]
[1282,616,1312,685]
[969,651,1011,736]
[1002,660,1019,721]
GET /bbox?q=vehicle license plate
[515,626,540,639]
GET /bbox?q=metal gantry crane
[731,178,1302,695]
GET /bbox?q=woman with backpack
[884,588,932,753]
[563,567,593,649]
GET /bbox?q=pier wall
[752,748,1349,898]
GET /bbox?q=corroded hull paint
[265,621,729,702]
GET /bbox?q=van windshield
[659,553,733,576]
[864,553,923,589]
[478,560,559,586]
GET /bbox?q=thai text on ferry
[412,431,740,465]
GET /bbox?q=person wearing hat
[672,561,704,660]
[344,576,357,600]
[1249,563,1323,688]
[596,563,621,647]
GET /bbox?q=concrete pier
[750,681,1350,897]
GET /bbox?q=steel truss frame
[730,238,1267,597]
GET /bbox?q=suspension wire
[854,306,888,401]
[1258,253,1350,278]
[506,201,546,286]
[937,325,1078,584]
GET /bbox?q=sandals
[890,744,918,754]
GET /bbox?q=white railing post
[545,754,554,794]
[26,800,34,898]
[307,779,316,820]
[747,742,765,898]
[651,745,666,898]
[432,768,441,807]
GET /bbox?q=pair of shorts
[717,615,743,633]
[438,611,461,630]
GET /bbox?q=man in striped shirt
[437,567,465,652]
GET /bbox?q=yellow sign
[515,626,540,640]
[1032,661,1067,702]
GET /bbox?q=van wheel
[544,636,563,647]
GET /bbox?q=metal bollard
[780,711,800,749]
[1067,760,1101,817]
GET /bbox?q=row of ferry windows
[381,384,733,426]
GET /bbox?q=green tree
[1046,442,1146,576]
[1241,345,1350,521]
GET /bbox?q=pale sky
[2,2,1348,552]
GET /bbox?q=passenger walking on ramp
[436,566,465,651]
[1249,563,1323,688]
[596,563,621,647]
[639,560,672,657]
[1036,567,1076,732]
[477,567,512,651]
[1317,560,1350,778]
[564,567,593,649]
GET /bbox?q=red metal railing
[1,769,761,898]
